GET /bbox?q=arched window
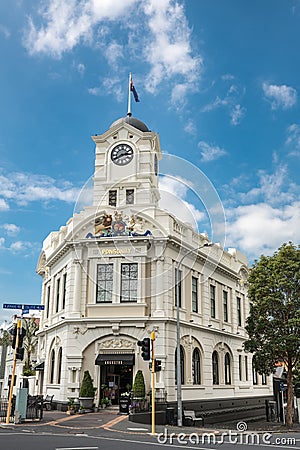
[192,348,201,385]
[175,345,185,385]
[212,351,219,385]
[49,349,55,384]
[57,347,62,384]
[225,352,231,385]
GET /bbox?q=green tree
[244,242,300,427]
[22,317,39,375]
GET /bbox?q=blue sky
[1,0,300,319]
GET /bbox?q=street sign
[3,303,45,311]
[24,305,45,310]
[3,304,23,309]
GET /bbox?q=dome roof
[110,115,149,132]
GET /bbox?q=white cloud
[22,0,136,58]
[184,119,197,135]
[2,224,20,236]
[239,165,297,206]
[0,199,9,211]
[286,124,300,156]
[103,41,124,66]
[262,82,297,110]
[198,141,227,162]
[230,104,246,126]
[77,63,85,75]
[226,202,300,260]
[143,0,202,100]
[0,171,79,206]
[159,175,205,226]
[23,0,202,108]
[0,238,5,249]
[202,82,246,125]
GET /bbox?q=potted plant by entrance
[132,370,146,413]
[78,370,96,411]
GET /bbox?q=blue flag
[130,76,140,102]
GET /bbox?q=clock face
[111,144,134,166]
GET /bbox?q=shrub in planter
[79,370,96,410]
[133,370,145,398]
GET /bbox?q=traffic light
[10,325,17,349]
[137,337,151,360]
[16,347,25,361]
[16,327,26,361]
[154,359,162,372]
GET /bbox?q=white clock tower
[92,115,162,218]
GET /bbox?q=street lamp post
[176,242,212,427]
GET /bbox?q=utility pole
[151,331,156,435]
[6,319,21,424]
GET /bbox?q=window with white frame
[225,352,231,384]
[192,276,198,313]
[96,264,113,303]
[212,350,219,385]
[175,268,182,308]
[126,189,134,204]
[192,348,201,384]
[210,285,216,318]
[237,296,242,326]
[223,290,228,322]
[120,263,138,302]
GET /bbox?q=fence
[0,395,43,423]
[0,397,15,423]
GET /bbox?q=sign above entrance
[95,353,135,366]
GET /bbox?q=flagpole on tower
[127,72,132,116]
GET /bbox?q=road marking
[55,447,99,450]
[127,427,149,431]
[101,414,127,430]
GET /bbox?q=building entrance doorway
[95,353,135,406]
[100,364,133,405]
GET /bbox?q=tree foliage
[23,317,39,373]
[244,242,300,427]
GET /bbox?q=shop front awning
[95,353,135,366]
[35,362,45,371]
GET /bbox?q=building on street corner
[35,113,273,414]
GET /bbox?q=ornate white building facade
[35,115,272,408]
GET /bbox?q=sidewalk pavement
[2,408,300,436]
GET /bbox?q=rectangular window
[237,296,242,327]
[55,278,60,313]
[192,276,198,313]
[109,190,117,207]
[245,356,248,381]
[239,355,242,381]
[96,264,113,303]
[175,268,182,308]
[210,285,216,318]
[126,189,134,205]
[223,290,228,322]
[120,263,138,302]
[46,285,51,318]
[62,273,67,310]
